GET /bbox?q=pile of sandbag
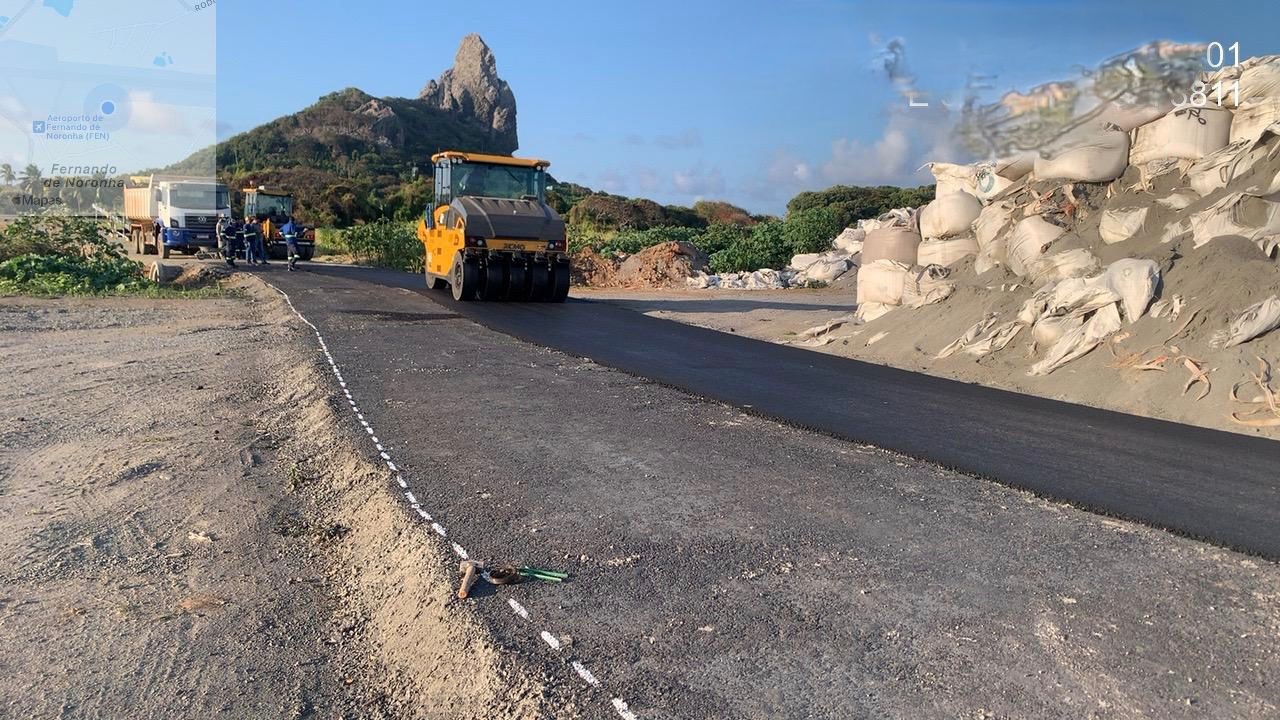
[918,192,981,267]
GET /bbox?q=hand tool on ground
[457,560,484,598]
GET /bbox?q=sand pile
[776,57,1280,432]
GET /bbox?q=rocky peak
[419,34,518,154]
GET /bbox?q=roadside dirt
[0,281,562,719]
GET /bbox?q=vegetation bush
[782,206,843,256]
[339,219,422,273]
[787,184,935,229]
[708,220,790,274]
[0,213,152,295]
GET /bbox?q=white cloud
[820,128,911,184]
[126,91,190,135]
[672,166,725,196]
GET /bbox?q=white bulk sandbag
[917,235,979,267]
[1006,216,1066,277]
[1210,296,1280,349]
[1230,100,1280,143]
[788,253,822,271]
[1156,190,1198,210]
[1102,258,1160,323]
[973,201,1016,250]
[1129,107,1232,165]
[974,241,1005,275]
[1029,248,1100,287]
[686,272,717,289]
[926,163,975,198]
[920,192,982,239]
[833,227,865,253]
[1033,125,1131,182]
[861,226,921,265]
[937,315,998,358]
[1206,56,1280,109]
[1032,315,1084,349]
[962,321,1023,358]
[803,257,853,283]
[995,154,1036,181]
[1189,125,1280,199]
[1188,192,1280,251]
[1029,303,1123,376]
[745,269,786,289]
[902,265,955,309]
[856,259,911,306]
[1099,206,1151,244]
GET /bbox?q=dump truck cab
[244,187,315,260]
[418,151,570,302]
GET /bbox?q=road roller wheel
[480,256,506,301]
[450,252,480,301]
[528,259,551,301]
[505,258,528,300]
[425,266,448,290]
[550,259,571,303]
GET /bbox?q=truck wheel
[450,253,479,301]
[132,228,141,255]
[299,248,314,262]
[505,258,528,300]
[480,256,505,301]
[550,260,571,303]
[161,245,170,259]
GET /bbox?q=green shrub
[690,223,752,257]
[0,212,157,295]
[339,219,422,272]
[708,220,790,273]
[783,206,843,256]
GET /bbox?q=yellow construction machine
[417,151,570,301]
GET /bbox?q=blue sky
[216,0,1280,214]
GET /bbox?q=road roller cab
[418,151,571,302]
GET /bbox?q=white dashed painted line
[508,599,529,619]
[267,282,641,719]
[572,661,601,687]
[612,698,639,720]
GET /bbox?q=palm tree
[20,164,42,196]
[0,163,14,187]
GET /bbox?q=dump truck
[417,151,570,302]
[243,186,315,260]
[123,175,230,258]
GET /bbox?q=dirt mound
[616,241,709,289]
[172,263,232,288]
[570,247,621,287]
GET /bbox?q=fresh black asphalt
[286,263,1280,560]
[264,263,1280,718]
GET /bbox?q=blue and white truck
[124,175,231,258]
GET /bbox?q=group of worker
[216,215,302,271]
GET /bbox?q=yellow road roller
[417,151,570,302]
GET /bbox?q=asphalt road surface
[292,263,1279,559]
[261,263,1279,719]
